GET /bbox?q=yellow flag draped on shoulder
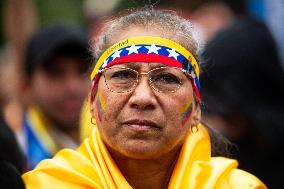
[22,124,267,189]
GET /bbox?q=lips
[123,119,161,130]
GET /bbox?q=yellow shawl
[22,125,266,189]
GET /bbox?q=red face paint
[179,99,193,126]
[96,92,106,122]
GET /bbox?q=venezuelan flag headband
[90,36,200,103]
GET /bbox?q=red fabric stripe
[193,84,200,103]
[104,54,182,69]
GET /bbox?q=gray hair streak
[91,8,200,64]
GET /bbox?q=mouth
[123,119,161,131]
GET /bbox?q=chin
[118,141,166,159]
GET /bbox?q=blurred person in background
[0,52,25,188]
[0,66,25,189]
[189,1,237,49]
[19,23,92,170]
[247,0,284,69]
[200,15,284,189]
[0,114,25,189]
[1,0,37,134]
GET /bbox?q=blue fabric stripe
[100,45,190,71]
[23,116,51,169]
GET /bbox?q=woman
[22,8,266,189]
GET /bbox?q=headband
[90,36,200,103]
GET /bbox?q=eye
[152,72,181,84]
[109,69,137,80]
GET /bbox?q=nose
[128,76,157,110]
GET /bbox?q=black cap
[25,23,91,76]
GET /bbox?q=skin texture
[28,56,90,136]
[90,27,201,189]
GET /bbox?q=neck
[109,148,181,189]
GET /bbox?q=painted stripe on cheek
[180,99,193,126]
[98,93,106,110]
[96,93,106,122]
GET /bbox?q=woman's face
[91,27,201,159]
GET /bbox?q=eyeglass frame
[98,66,193,93]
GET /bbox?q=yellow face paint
[98,93,106,111]
[179,98,193,126]
[96,92,106,122]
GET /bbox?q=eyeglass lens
[103,67,183,93]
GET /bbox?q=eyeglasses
[99,66,190,93]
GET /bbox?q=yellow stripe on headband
[90,36,199,80]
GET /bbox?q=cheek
[96,92,107,122]
[179,98,193,126]
[95,89,126,125]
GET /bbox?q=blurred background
[1,0,284,109]
[0,0,283,188]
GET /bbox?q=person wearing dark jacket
[201,17,284,189]
[0,114,25,189]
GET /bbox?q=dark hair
[203,122,234,157]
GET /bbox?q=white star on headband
[102,58,109,68]
[190,70,196,79]
[167,48,179,60]
[126,44,141,55]
[111,49,122,60]
[146,43,161,54]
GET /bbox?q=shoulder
[22,144,102,189]
[210,157,267,189]
[225,168,267,189]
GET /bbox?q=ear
[192,104,201,126]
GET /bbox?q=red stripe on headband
[104,54,182,69]
[194,87,200,103]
